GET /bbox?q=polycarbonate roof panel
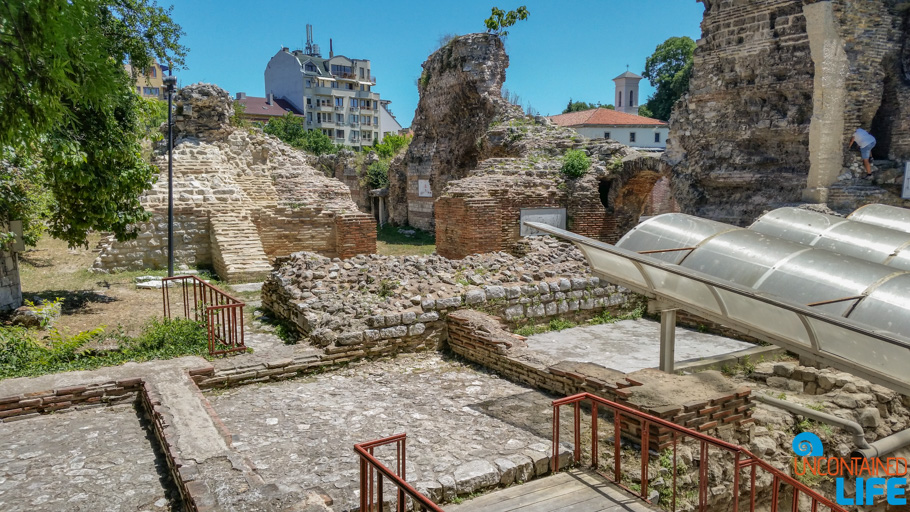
[524,220,910,395]
[848,204,910,234]
[679,230,806,287]
[615,214,733,264]
[751,207,910,271]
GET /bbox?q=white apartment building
[265,40,384,149]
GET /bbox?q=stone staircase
[209,215,273,283]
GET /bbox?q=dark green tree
[0,0,187,248]
[562,99,615,114]
[642,36,696,121]
[263,114,336,156]
[484,6,530,37]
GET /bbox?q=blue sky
[165,1,704,126]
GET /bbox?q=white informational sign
[418,179,432,198]
[903,162,910,199]
[520,208,567,236]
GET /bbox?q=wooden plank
[445,469,658,512]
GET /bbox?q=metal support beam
[659,308,677,373]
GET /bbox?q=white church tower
[613,70,643,115]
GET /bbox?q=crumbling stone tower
[93,84,376,281]
[668,0,910,223]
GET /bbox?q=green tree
[262,114,336,156]
[484,5,530,37]
[637,104,655,118]
[562,99,615,114]
[0,0,187,248]
[371,134,411,159]
[642,36,696,121]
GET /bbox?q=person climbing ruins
[849,128,876,179]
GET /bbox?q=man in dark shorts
[849,127,876,179]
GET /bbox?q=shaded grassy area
[0,318,209,379]
[376,224,436,257]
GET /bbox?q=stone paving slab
[207,352,574,511]
[525,319,754,373]
[0,404,177,511]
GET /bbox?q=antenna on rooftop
[305,24,321,57]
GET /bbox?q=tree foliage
[562,99,615,114]
[484,5,530,37]
[364,161,390,190]
[0,0,187,248]
[262,114,337,156]
[637,104,655,119]
[642,36,696,121]
[371,133,411,159]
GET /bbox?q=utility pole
[163,66,177,277]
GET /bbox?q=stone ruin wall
[262,239,635,361]
[388,33,522,230]
[92,84,375,281]
[0,247,21,312]
[668,0,910,225]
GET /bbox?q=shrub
[364,160,390,189]
[561,149,591,179]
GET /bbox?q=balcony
[316,104,334,111]
[313,87,334,96]
[355,90,377,99]
[350,105,360,111]
[334,105,345,111]
[350,136,361,143]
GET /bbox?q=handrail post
[551,404,560,473]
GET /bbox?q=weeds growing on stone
[0,318,210,379]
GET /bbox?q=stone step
[210,215,272,283]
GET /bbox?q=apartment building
[265,40,384,149]
[125,61,168,99]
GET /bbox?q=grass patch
[376,224,435,256]
[0,318,210,379]
[513,304,645,337]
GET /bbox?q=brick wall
[253,208,338,259]
[436,197,506,259]
[446,311,754,451]
[335,213,378,259]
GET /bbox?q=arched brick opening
[597,155,680,241]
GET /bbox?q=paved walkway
[525,319,753,372]
[0,404,176,511]
[445,469,657,512]
[207,352,573,511]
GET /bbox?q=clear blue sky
[166,1,704,126]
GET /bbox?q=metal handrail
[162,275,246,356]
[552,393,846,512]
[354,434,444,512]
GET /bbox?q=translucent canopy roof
[525,217,910,395]
[751,207,910,271]
[848,204,910,234]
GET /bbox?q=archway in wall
[606,156,681,240]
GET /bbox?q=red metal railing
[354,434,444,512]
[162,275,246,356]
[552,393,846,512]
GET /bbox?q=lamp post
[163,70,177,277]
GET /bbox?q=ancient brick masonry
[92,84,375,282]
[668,0,910,224]
[436,148,678,260]
[446,310,754,452]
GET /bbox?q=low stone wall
[446,310,754,451]
[261,239,636,359]
[0,378,143,422]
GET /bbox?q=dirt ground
[14,235,170,336]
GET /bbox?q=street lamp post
[163,70,177,277]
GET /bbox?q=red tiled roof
[548,108,667,127]
[236,96,303,117]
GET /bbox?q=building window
[604,132,610,139]
[306,79,311,88]
[307,112,313,122]
[336,129,344,138]
[629,132,636,143]
[351,114,359,124]
[654,132,661,143]
[617,92,622,108]
[143,87,159,96]
[331,81,338,89]
[629,90,634,106]
[335,97,344,107]
[360,68,365,79]
[331,64,353,76]
[374,116,378,126]
[350,98,357,107]
[360,84,364,91]
[305,63,318,72]
[151,67,157,78]
[136,86,142,94]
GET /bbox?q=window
[360,68,365,79]
[604,132,611,139]
[336,129,344,138]
[352,130,359,139]
[305,63,318,72]
[136,86,142,94]
[654,132,661,143]
[351,114,359,124]
[150,67,157,78]
[307,112,313,122]
[346,83,354,90]
[306,97,312,106]
[374,116,378,126]
[306,79,311,88]
[629,132,636,143]
[360,84,364,91]
[336,113,344,123]
[350,98,357,107]
[629,90,634,106]
[331,81,338,89]
[331,64,353,76]
[617,92,622,108]
[143,87,159,96]
[335,97,344,107]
